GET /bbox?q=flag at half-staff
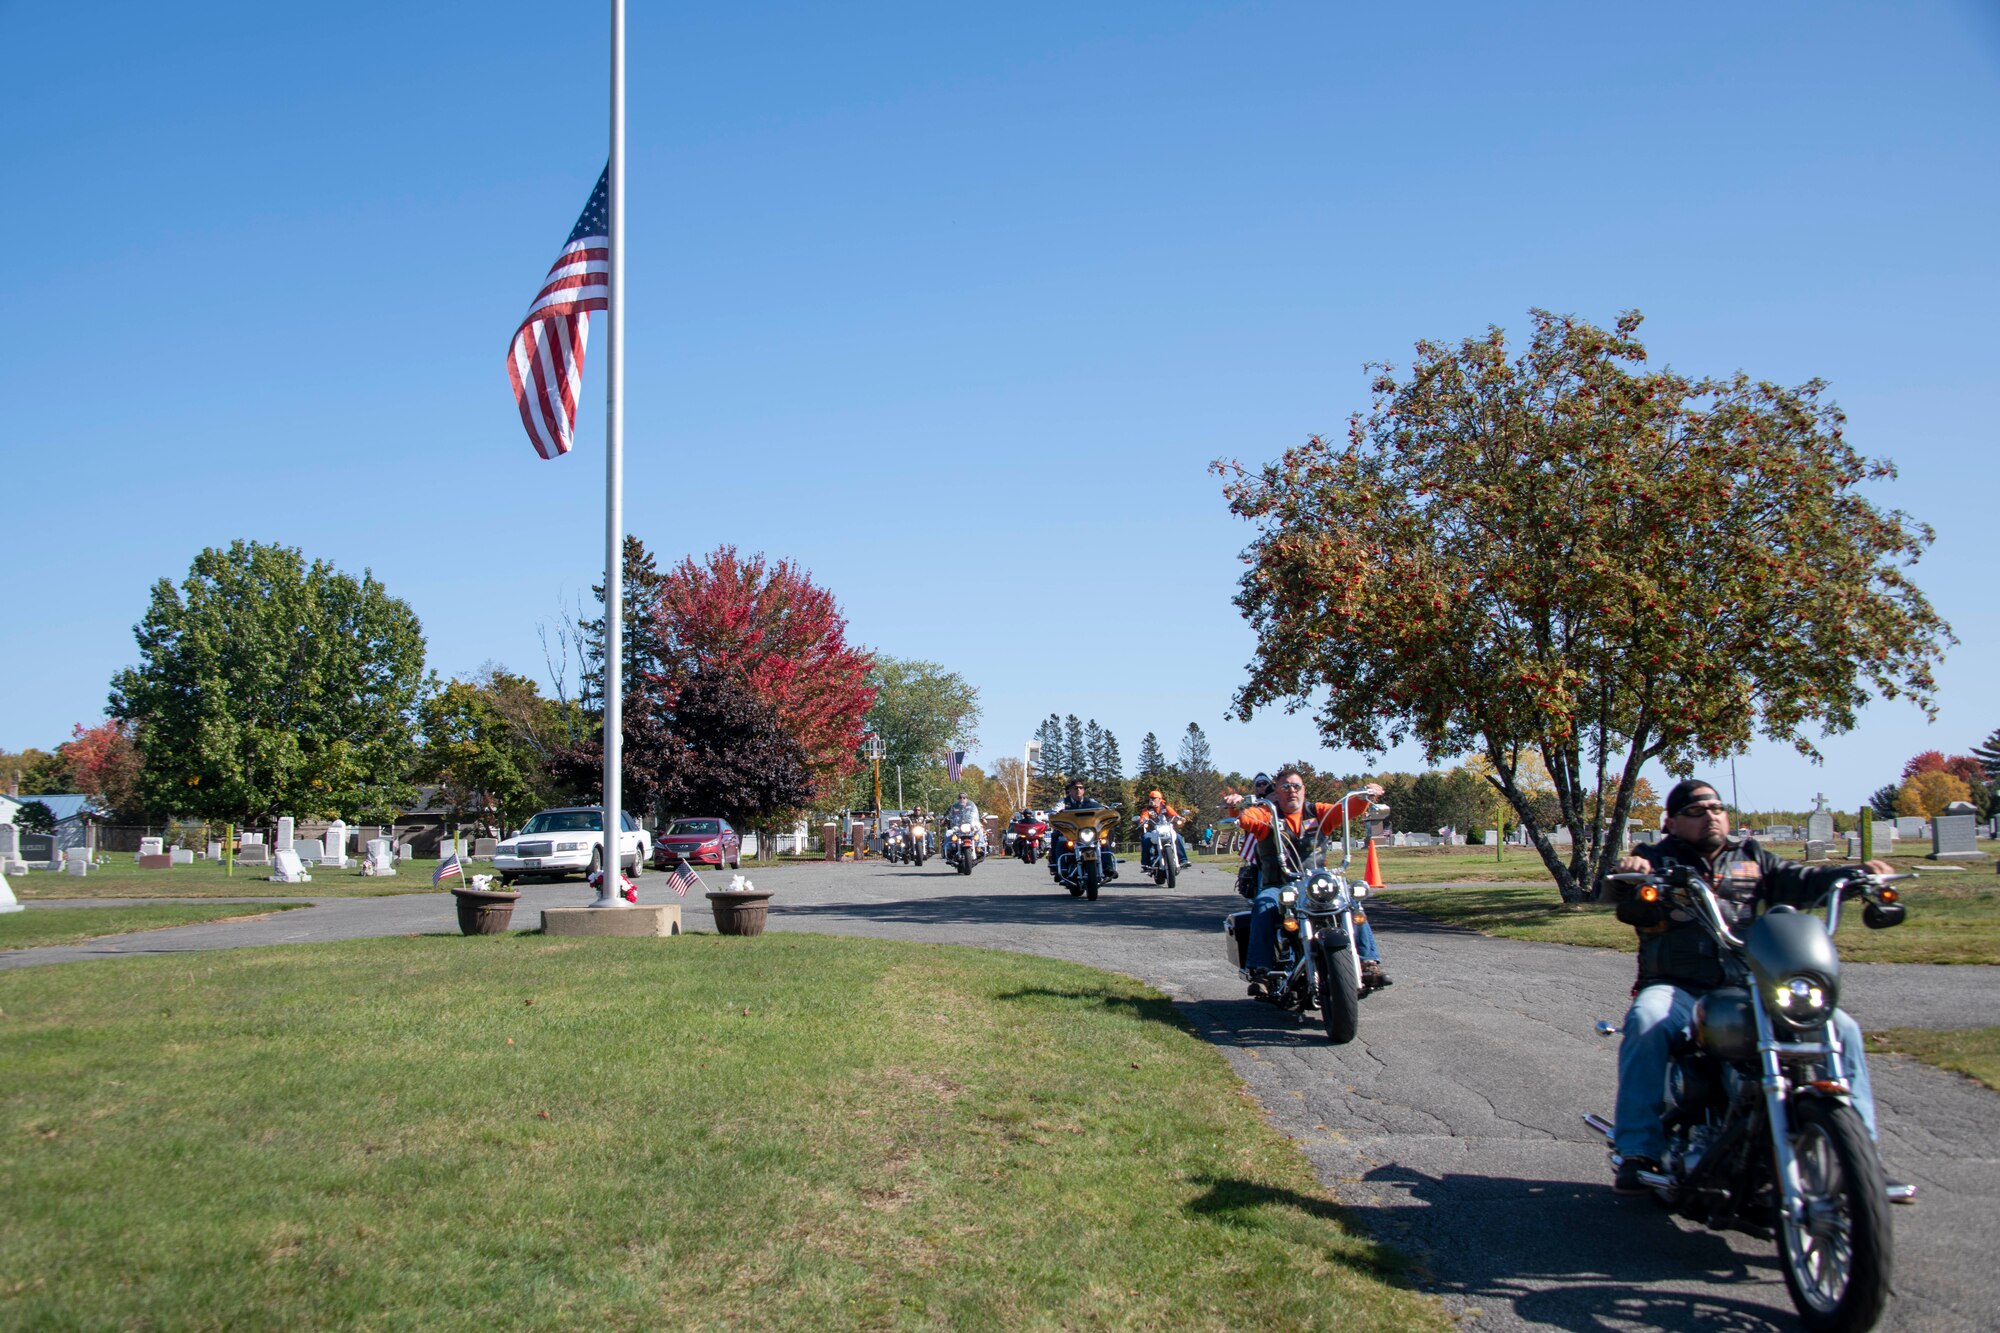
[506,167,610,459]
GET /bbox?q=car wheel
[587,847,603,881]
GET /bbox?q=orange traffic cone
[1363,837,1383,889]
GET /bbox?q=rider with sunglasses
[1604,778,1896,1195]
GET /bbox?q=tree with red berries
[1219,310,1952,902]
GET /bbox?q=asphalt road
[7,857,1997,1331]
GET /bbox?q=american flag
[507,167,610,460]
[667,856,700,899]
[433,852,464,887]
[946,750,966,782]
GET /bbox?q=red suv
[653,817,742,870]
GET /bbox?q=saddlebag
[1223,911,1251,970]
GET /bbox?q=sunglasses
[1676,801,1728,817]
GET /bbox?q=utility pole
[865,735,886,833]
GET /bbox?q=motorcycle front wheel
[1315,937,1360,1045]
[1163,854,1177,890]
[1082,859,1100,901]
[1778,1098,1893,1333]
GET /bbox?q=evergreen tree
[1084,720,1106,780]
[1136,731,1167,779]
[1063,714,1087,783]
[1096,726,1127,809]
[1029,715,1066,806]
[1973,727,2000,783]
[1176,722,1223,818]
[1867,784,1899,820]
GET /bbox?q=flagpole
[593,0,627,907]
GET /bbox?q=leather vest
[1254,804,1327,890]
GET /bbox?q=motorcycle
[905,822,928,867]
[1220,788,1380,1044]
[1012,814,1048,865]
[1049,806,1118,900]
[1584,864,1914,1333]
[944,820,982,876]
[1140,812,1187,888]
[882,828,907,864]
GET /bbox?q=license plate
[523,858,542,868]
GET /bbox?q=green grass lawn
[12,856,463,901]
[1868,1027,2000,1091]
[1380,876,2000,965]
[0,903,309,950]
[0,934,1445,1331]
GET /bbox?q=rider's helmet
[1252,772,1273,795]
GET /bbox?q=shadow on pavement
[777,890,1227,935]
[1345,1161,1791,1333]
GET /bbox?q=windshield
[668,819,720,836]
[521,811,600,834]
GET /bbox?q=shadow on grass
[993,985,1193,1032]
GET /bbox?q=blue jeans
[1141,833,1188,869]
[1248,886,1382,970]
[1614,983,1877,1161]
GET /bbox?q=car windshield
[668,819,720,835]
[520,811,600,834]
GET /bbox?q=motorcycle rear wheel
[1316,938,1360,1045]
[1777,1098,1893,1333]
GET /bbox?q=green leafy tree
[1219,309,1952,901]
[846,656,981,812]
[16,799,55,833]
[420,676,555,836]
[109,541,427,823]
[0,748,68,796]
[1895,770,1970,819]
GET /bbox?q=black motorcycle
[1221,789,1382,1044]
[1586,865,1914,1333]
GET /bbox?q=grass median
[12,857,455,901]
[0,903,309,950]
[1868,1027,2000,1091]
[1379,876,2000,965]
[0,933,1445,1331]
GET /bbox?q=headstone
[1930,812,1986,860]
[64,850,89,877]
[0,823,26,876]
[293,837,324,864]
[1807,812,1834,844]
[137,853,173,869]
[240,831,264,846]
[1550,827,1573,846]
[472,837,499,859]
[1846,832,1862,860]
[323,820,350,868]
[0,870,20,914]
[276,817,296,852]
[1804,840,1829,862]
[170,848,194,865]
[1483,829,1498,846]
[236,843,271,865]
[397,841,414,862]
[206,840,223,860]
[1896,816,1926,841]
[138,836,165,857]
[21,832,55,866]
[269,849,311,884]
[1872,821,1896,849]
[362,838,395,876]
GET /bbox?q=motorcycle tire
[1164,856,1177,890]
[1068,883,1084,897]
[1777,1098,1893,1333]
[1316,938,1361,1045]
[958,852,973,876]
[1082,860,1100,902]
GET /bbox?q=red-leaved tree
[61,721,143,819]
[1902,751,1985,790]
[649,546,874,800]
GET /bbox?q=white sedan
[494,807,651,885]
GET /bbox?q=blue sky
[3,1,1995,811]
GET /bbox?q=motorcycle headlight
[1080,829,1096,842]
[1771,974,1832,1027]
[1278,888,1297,907]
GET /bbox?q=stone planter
[452,887,521,935]
[706,889,774,937]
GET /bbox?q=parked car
[653,816,742,870]
[493,807,650,886]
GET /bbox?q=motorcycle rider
[1050,777,1118,881]
[1231,770,1392,992]
[944,792,985,860]
[1605,778,1893,1195]
[1136,789,1191,872]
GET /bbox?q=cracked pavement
[7,856,1997,1330]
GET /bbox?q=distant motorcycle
[945,820,982,876]
[1584,864,1914,1333]
[1049,806,1118,901]
[1140,812,1188,888]
[1012,813,1048,865]
[883,828,908,864]
[907,821,928,867]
